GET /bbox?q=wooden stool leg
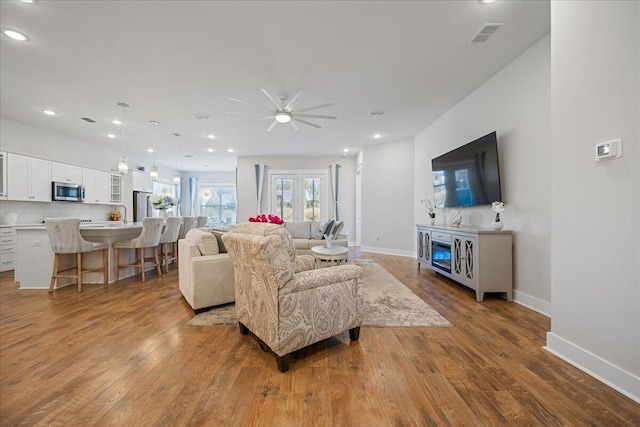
[163,243,169,273]
[114,248,120,283]
[102,248,109,285]
[155,247,162,276]
[76,252,82,293]
[49,253,60,293]
[136,248,145,283]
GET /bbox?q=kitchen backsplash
[0,201,115,225]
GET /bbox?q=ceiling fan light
[275,112,291,123]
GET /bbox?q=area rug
[186,260,451,328]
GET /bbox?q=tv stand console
[416,224,513,302]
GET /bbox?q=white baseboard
[513,290,551,317]
[545,332,640,404]
[359,246,415,258]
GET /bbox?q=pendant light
[149,120,159,181]
[117,102,129,174]
[172,133,181,185]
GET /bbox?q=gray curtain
[255,164,266,214]
[329,164,340,220]
[189,176,198,216]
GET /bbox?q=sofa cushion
[292,239,310,250]
[186,228,219,255]
[285,221,311,239]
[321,220,334,239]
[210,230,228,253]
[312,221,329,239]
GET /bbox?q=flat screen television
[431,131,502,208]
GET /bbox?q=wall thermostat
[595,138,622,161]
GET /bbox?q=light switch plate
[595,138,622,161]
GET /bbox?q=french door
[271,173,327,222]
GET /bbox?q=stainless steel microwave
[52,181,85,202]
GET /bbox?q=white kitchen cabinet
[83,168,113,204]
[0,227,16,272]
[131,170,153,192]
[110,174,122,203]
[51,162,83,184]
[0,151,7,199]
[7,153,52,202]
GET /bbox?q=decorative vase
[429,217,436,225]
[448,210,462,227]
[159,209,168,219]
[326,240,332,249]
[491,221,504,230]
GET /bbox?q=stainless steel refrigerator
[133,191,152,222]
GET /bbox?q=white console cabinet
[416,224,512,302]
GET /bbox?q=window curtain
[329,164,340,220]
[255,164,266,214]
[176,179,182,216]
[189,176,198,216]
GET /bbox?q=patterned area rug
[186,260,451,328]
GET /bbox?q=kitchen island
[15,223,152,289]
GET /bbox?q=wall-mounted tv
[432,131,502,208]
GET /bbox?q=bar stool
[196,216,208,228]
[114,217,164,283]
[176,216,196,261]
[159,216,182,273]
[45,218,109,293]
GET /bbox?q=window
[270,173,327,222]
[198,183,237,227]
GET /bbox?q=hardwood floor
[1,249,638,426]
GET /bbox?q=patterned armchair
[222,222,364,372]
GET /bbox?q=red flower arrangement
[248,214,285,225]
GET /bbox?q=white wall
[547,1,639,402]
[361,138,415,256]
[414,35,552,313]
[236,156,357,244]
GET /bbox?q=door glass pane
[275,178,294,221]
[303,178,321,221]
[199,184,237,226]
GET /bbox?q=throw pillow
[321,220,334,239]
[285,221,311,239]
[185,228,219,256]
[330,221,344,239]
[312,221,328,240]
[210,230,227,253]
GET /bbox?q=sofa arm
[280,264,362,295]
[295,255,315,272]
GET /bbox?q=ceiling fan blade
[289,120,299,131]
[266,119,278,132]
[293,118,322,129]
[295,113,337,120]
[261,88,283,110]
[284,90,305,112]
[256,115,275,121]
[295,103,333,113]
[229,98,272,112]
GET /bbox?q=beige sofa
[178,228,235,313]
[284,220,347,255]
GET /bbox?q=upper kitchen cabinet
[7,153,51,202]
[0,152,6,200]
[131,170,153,192]
[51,162,83,184]
[82,168,112,204]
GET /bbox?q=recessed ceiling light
[208,134,216,139]
[227,148,234,153]
[2,29,29,42]
[19,0,37,4]
[207,148,214,153]
[107,134,116,139]
[374,133,381,139]
[43,110,56,116]
[112,119,122,125]
[480,0,496,3]
[147,148,154,153]
[343,148,349,153]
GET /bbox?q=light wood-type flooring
[1,249,639,426]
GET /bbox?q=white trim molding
[360,246,415,258]
[513,290,551,317]
[545,332,640,404]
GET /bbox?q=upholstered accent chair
[45,218,109,293]
[114,217,164,283]
[159,216,182,273]
[222,222,364,372]
[196,216,208,228]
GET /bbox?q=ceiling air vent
[81,117,96,123]
[194,114,211,120]
[470,23,504,43]
[369,109,387,116]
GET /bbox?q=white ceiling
[0,0,550,172]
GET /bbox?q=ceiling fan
[229,89,336,131]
